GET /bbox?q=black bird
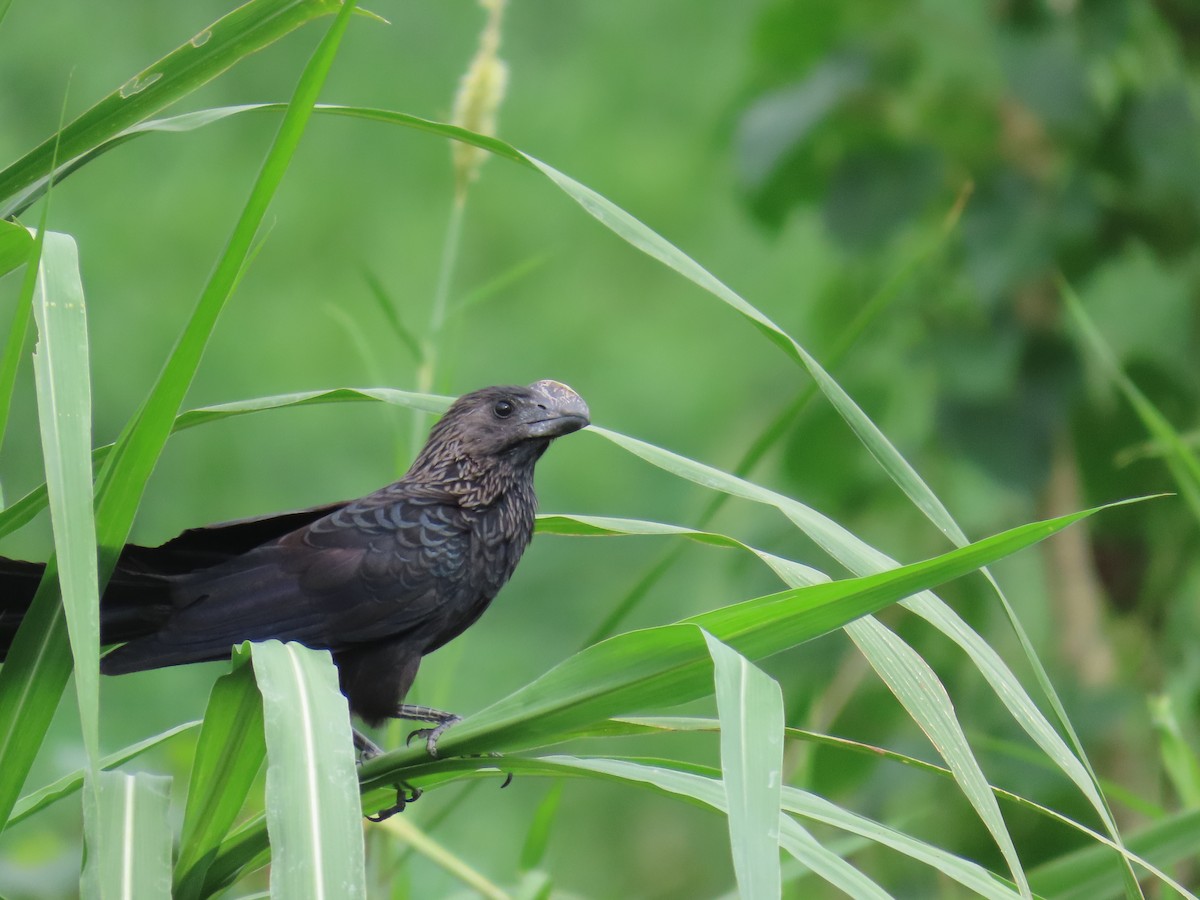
[0,380,589,761]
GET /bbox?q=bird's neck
[407,444,544,510]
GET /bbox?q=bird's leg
[397,704,463,758]
[396,706,513,788]
[353,727,385,761]
[353,727,423,820]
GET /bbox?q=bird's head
[415,380,590,474]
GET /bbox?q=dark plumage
[0,380,589,759]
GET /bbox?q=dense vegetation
[0,0,1196,896]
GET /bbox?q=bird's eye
[493,399,515,418]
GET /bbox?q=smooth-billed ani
[0,380,589,759]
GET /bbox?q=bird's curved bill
[526,380,590,437]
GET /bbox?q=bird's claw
[366,782,422,822]
[405,715,463,758]
[463,750,513,789]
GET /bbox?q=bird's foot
[365,782,422,822]
[405,715,463,758]
[397,704,463,758]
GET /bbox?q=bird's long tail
[0,557,172,662]
[0,558,48,658]
[0,499,345,664]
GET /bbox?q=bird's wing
[101,485,475,672]
[118,500,352,575]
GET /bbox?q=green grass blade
[0,0,340,216]
[587,185,970,643]
[0,218,31,280]
[1062,276,1200,523]
[251,641,365,899]
[0,225,90,834]
[845,618,1030,896]
[703,633,784,900]
[0,387,447,543]
[591,424,1132,855]
[0,222,38,467]
[0,1,357,833]
[89,1,357,554]
[29,231,106,894]
[30,231,100,771]
[1149,694,1200,808]
[82,771,173,900]
[200,812,271,898]
[484,756,1027,898]
[0,556,73,828]
[1029,808,1200,900]
[371,816,511,900]
[361,269,424,363]
[175,647,267,900]
[9,720,199,827]
[455,251,553,312]
[542,756,890,898]
[518,782,563,874]
[359,501,1119,767]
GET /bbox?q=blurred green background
[1,0,1198,896]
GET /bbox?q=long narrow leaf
[0,388,447,543]
[83,771,173,900]
[0,229,94,833]
[252,641,365,899]
[30,231,105,897]
[0,0,357,831]
[359,501,1121,769]
[1029,808,1200,900]
[703,632,783,900]
[0,219,37,470]
[372,815,511,900]
[30,232,100,749]
[554,755,890,898]
[175,647,267,900]
[0,219,32,279]
[1063,277,1200,523]
[594,424,1126,856]
[0,0,341,217]
[845,617,1030,896]
[9,720,199,827]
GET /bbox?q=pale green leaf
[703,632,783,900]
[83,771,173,900]
[31,230,101,780]
[252,641,365,900]
[9,721,199,827]
[533,756,892,899]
